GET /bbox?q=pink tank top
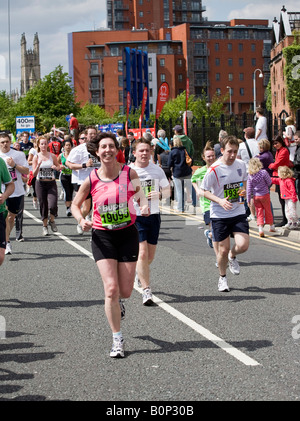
[90,165,137,231]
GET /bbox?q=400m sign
[16,116,35,135]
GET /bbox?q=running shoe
[77,224,83,235]
[49,220,58,232]
[42,226,49,236]
[5,242,12,255]
[33,199,38,209]
[228,254,240,275]
[66,207,72,217]
[142,287,153,306]
[218,276,230,292]
[204,229,213,248]
[110,337,125,358]
[119,299,125,320]
[16,235,25,242]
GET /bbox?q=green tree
[283,40,300,112]
[78,102,111,126]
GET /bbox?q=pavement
[247,187,300,243]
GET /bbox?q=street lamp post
[8,0,12,97]
[226,86,232,115]
[253,69,263,112]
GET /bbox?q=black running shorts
[91,224,139,262]
[211,214,249,243]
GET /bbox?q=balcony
[194,64,209,71]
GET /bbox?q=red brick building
[68,16,271,116]
[270,6,300,117]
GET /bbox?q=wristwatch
[82,163,87,169]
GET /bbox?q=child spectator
[272,166,299,230]
[247,158,276,237]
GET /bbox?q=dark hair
[220,135,239,150]
[272,135,286,148]
[202,141,215,158]
[62,138,73,148]
[87,131,119,159]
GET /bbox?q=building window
[228,58,233,66]
[118,60,123,72]
[178,74,183,82]
[119,91,123,102]
[110,47,119,56]
[90,63,99,75]
[149,73,152,81]
[252,58,256,66]
[228,43,232,51]
[178,59,183,66]
[118,75,123,87]
[148,57,152,66]
[215,58,220,66]
[239,43,243,51]
[216,88,221,96]
[149,88,153,97]
[161,73,166,82]
[228,73,233,81]
[239,58,244,66]
[251,44,256,52]
[216,73,220,81]
[215,43,219,51]
[240,88,244,96]
[239,73,244,81]
[139,11,144,17]
[160,58,165,67]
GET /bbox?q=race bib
[98,202,131,230]
[224,182,240,203]
[141,179,155,198]
[39,168,54,180]
[9,168,17,182]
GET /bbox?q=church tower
[20,33,41,96]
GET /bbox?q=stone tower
[20,33,41,96]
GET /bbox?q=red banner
[139,87,148,135]
[126,91,131,119]
[155,82,169,120]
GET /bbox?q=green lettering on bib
[99,202,131,230]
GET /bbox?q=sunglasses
[80,137,87,140]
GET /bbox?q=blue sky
[0,0,298,95]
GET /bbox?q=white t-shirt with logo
[0,149,29,198]
[201,158,247,219]
[130,161,169,215]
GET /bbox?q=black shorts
[135,214,161,245]
[0,213,6,249]
[6,195,24,215]
[91,224,139,262]
[74,183,92,200]
[211,214,249,243]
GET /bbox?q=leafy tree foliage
[283,40,300,112]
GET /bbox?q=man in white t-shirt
[255,107,267,141]
[130,138,170,305]
[201,135,249,293]
[0,133,29,255]
[66,126,98,234]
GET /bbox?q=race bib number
[39,168,54,180]
[141,179,155,198]
[9,168,17,182]
[89,154,101,168]
[224,182,240,203]
[98,202,131,230]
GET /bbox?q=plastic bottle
[238,183,245,204]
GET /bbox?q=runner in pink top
[71,132,149,359]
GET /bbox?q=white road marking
[24,209,261,367]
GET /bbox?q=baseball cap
[173,125,182,132]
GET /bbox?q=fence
[129,108,300,164]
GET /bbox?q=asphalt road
[0,193,300,402]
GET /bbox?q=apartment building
[270,6,300,117]
[107,0,207,30]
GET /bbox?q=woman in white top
[283,116,297,161]
[32,137,60,236]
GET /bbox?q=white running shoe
[49,220,58,232]
[5,242,12,255]
[110,337,125,358]
[218,276,230,292]
[77,224,83,235]
[142,287,153,306]
[228,254,240,275]
[42,226,49,236]
[33,199,38,209]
